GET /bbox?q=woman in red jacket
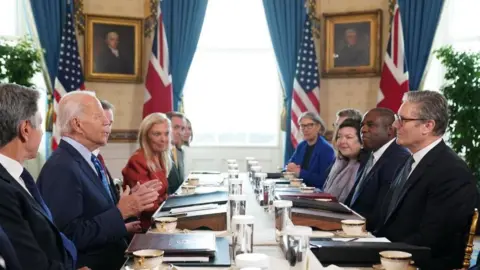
[122,113,171,230]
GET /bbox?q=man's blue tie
[20,169,77,266]
[91,154,114,202]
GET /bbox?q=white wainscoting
[101,139,285,179]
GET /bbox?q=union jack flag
[291,18,321,147]
[377,4,409,112]
[52,7,85,150]
[143,4,173,118]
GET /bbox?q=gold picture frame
[84,14,143,83]
[323,10,382,78]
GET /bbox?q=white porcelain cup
[154,217,178,233]
[379,250,412,270]
[283,172,295,180]
[290,178,303,187]
[132,249,164,270]
[187,177,200,186]
[181,185,196,194]
[341,219,366,236]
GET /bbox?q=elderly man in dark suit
[344,108,410,230]
[37,91,160,270]
[0,83,87,270]
[0,225,20,270]
[373,91,478,269]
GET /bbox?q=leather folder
[284,197,353,214]
[174,237,231,267]
[126,233,216,255]
[310,241,431,267]
[161,191,228,211]
[266,172,282,178]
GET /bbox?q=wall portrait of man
[84,15,143,83]
[322,10,382,78]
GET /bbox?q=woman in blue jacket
[286,112,335,188]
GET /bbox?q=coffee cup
[290,178,303,187]
[181,185,196,194]
[154,217,178,233]
[132,249,164,270]
[341,219,366,236]
[187,177,199,186]
[379,250,412,270]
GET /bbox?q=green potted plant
[435,46,480,187]
[0,36,42,87]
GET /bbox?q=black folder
[310,241,431,267]
[160,191,229,211]
[174,237,231,267]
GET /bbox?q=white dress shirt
[0,153,32,196]
[408,137,443,177]
[371,138,396,168]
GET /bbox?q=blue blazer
[37,140,128,270]
[0,226,20,270]
[344,141,410,231]
[288,136,335,188]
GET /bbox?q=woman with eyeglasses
[285,112,335,189]
[323,118,363,202]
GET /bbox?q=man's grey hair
[0,84,40,147]
[298,111,327,133]
[403,90,449,136]
[106,32,119,40]
[345,28,357,35]
[57,91,97,135]
[166,111,185,120]
[100,99,114,111]
[336,108,362,122]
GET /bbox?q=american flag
[290,18,321,147]
[52,7,85,150]
[377,4,409,112]
[143,5,173,118]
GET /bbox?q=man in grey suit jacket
[166,112,186,194]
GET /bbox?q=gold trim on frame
[109,130,138,143]
[84,14,143,83]
[322,10,382,78]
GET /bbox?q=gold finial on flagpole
[307,0,321,39]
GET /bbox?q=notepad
[170,203,219,214]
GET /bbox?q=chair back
[463,208,479,268]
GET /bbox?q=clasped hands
[117,180,163,232]
[286,162,301,175]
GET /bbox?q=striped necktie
[91,154,114,202]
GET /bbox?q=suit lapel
[384,141,446,224]
[59,141,113,203]
[0,165,58,229]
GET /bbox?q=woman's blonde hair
[138,113,172,173]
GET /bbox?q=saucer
[334,230,370,238]
[148,228,189,234]
[312,231,335,238]
[372,263,417,269]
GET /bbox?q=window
[183,0,281,147]
[0,0,48,161]
[423,0,480,90]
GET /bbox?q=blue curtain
[262,0,306,164]
[161,0,208,111]
[29,0,67,87]
[398,0,445,90]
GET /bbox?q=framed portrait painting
[84,15,143,83]
[323,10,382,77]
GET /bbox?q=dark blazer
[122,149,168,230]
[0,225,21,270]
[288,136,335,188]
[167,147,185,194]
[373,140,478,269]
[345,141,410,230]
[0,165,72,270]
[37,140,128,270]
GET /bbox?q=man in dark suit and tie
[0,83,88,270]
[345,108,409,230]
[166,111,186,194]
[37,91,160,270]
[373,91,478,269]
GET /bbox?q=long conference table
[122,172,377,270]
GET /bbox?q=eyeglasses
[300,123,316,130]
[395,114,428,126]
